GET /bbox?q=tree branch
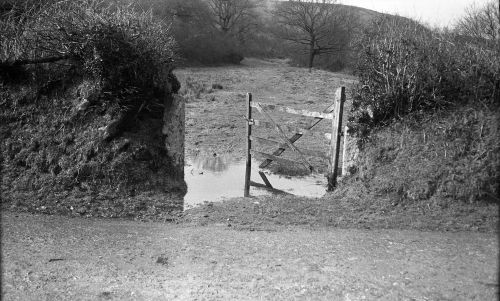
[1,55,73,67]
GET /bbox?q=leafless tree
[456,0,499,46]
[207,0,260,39]
[273,0,356,71]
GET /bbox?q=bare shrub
[128,0,247,65]
[207,0,260,38]
[1,0,177,94]
[349,16,500,137]
[455,0,499,47]
[272,0,358,71]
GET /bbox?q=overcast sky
[340,0,491,28]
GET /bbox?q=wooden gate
[243,87,346,197]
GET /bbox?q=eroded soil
[2,212,498,300]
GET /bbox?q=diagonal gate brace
[258,100,337,170]
[254,102,314,172]
[258,171,273,189]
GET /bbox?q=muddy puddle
[184,154,327,208]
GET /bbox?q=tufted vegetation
[349,16,499,138]
[342,12,500,207]
[1,0,185,218]
[1,0,177,93]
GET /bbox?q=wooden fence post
[342,125,349,177]
[328,87,346,191]
[244,93,252,197]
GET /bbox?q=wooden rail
[252,119,327,139]
[253,102,313,171]
[250,102,334,119]
[250,136,328,159]
[258,94,340,170]
[250,150,299,167]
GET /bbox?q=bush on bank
[349,16,499,138]
[1,0,177,94]
[342,15,499,207]
[1,0,185,218]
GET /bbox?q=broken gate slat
[250,150,300,167]
[259,88,343,170]
[244,87,346,197]
[254,103,314,171]
[250,136,328,159]
[253,119,308,133]
[258,171,273,188]
[252,119,327,139]
[250,102,334,119]
[249,181,290,195]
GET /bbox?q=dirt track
[2,212,498,300]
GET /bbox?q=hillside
[259,0,394,23]
[250,0,421,71]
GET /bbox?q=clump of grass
[179,76,212,100]
[343,103,499,204]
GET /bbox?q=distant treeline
[114,0,361,70]
[1,0,498,76]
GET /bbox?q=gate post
[244,93,252,197]
[342,125,349,177]
[328,87,346,191]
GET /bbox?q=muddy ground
[2,212,498,300]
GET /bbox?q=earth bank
[1,0,187,219]
[0,76,186,219]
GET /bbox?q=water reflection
[192,153,232,172]
[184,154,327,208]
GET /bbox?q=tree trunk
[308,40,317,72]
[308,42,315,72]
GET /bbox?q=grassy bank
[1,0,185,218]
[344,104,499,204]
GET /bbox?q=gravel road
[2,212,498,300]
